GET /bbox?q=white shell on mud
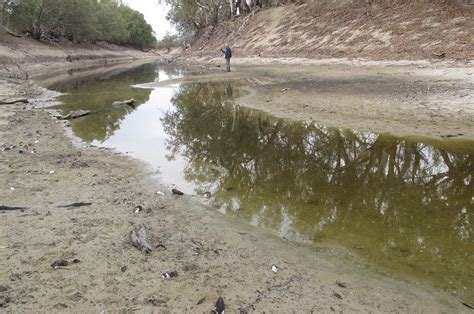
[272,264,278,273]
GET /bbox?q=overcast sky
[123,0,176,40]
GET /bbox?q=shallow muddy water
[51,63,474,302]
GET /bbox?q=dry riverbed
[0,60,471,312]
[159,57,474,141]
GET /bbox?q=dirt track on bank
[0,49,473,311]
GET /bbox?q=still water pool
[51,63,474,303]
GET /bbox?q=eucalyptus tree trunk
[236,0,243,15]
[243,0,251,13]
[229,0,235,16]
[33,1,46,40]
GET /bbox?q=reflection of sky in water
[133,69,180,88]
[91,79,194,193]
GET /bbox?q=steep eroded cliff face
[189,0,473,60]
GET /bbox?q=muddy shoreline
[0,58,471,311]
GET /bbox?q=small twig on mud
[0,286,25,294]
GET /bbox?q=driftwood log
[171,188,184,195]
[112,99,135,108]
[0,98,29,105]
[56,202,92,208]
[57,110,90,120]
[0,205,28,211]
[3,26,27,38]
[130,224,153,254]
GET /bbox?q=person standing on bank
[221,44,232,72]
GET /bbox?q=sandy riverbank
[0,55,472,311]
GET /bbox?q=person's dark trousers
[226,58,231,72]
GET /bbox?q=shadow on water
[52,64,474,303]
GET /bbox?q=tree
[4,0,157,50]
[162,0,303,37]
[119,5,157,49]
[163,0,228,33]
[97,0,129,43]
[61,0,101,42]
[0,0,7,29]
[6,0,60,39]
[157,32,179,50]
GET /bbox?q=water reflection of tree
[162,83,474,300]
[57,63,157,142]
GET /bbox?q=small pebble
[51,260,69,269]
[171,188,184,195]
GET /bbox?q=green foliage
[156,32,180,50]
[61,0,101,41]
[3,0,156,50]
[5,0,59,39]
[162,0,300,37]
[163,0,228,34]
[165,0,200,32]
[96,1,129,43]
[119,5,157,50]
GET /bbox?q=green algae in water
[164,83,474,302]
[53,66,474,303]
